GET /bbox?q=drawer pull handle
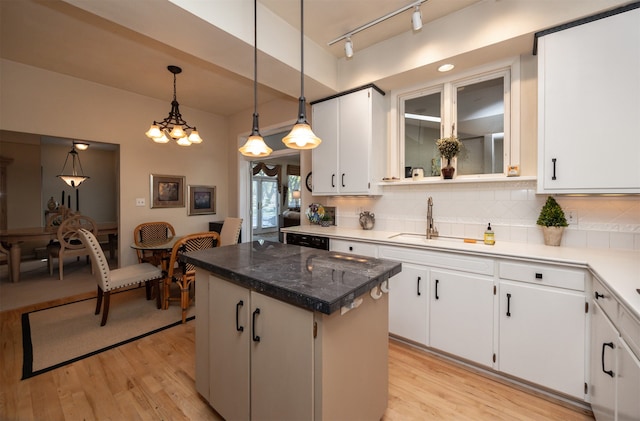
[252,308,261,342]
[506,293,512,317]
[602,342,614,377]
[331,174,335,188]
[417,276,421,296]
[236,300,244,332]
[535,273,543,279]
[435,279,439,300]
[341,173,346,188]
[595,291,604,300]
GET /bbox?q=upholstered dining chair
[219,217,243,246]
[47,214,98,280]
[133,221,176,265]
[162,231,220,323]
[77,228,163,326]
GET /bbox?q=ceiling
[0,0,481,118]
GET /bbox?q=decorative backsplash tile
[324,180,640,251]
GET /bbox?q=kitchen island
[182,240,402,421]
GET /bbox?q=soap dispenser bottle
[484,223,495,245]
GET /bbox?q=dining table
[0,222,118,283]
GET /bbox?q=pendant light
[282,0,322,150]
[57,142,89,188]
[239,0,273,157]
[145,65,203,146]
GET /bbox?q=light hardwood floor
[0,291,594,420]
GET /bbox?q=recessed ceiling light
[438,64,455,72]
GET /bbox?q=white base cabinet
[430,269,494,367]
[591,280,640,421]
[388,263,429,346]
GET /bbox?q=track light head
[412,6,422,31]
[345,37,354,58]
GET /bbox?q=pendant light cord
[254,0,258,116]
[300,0,304,99]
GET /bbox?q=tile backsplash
[319,180,640,251]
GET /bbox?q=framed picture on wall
[150,174,185,208]
[188,185,216,215]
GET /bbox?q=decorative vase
[320,220,331,227]
[441,158,455,179]
[47,196,56,211]
[542,226,564,246]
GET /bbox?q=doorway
[252,172,279,236]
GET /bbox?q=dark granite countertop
[180,241,402,314]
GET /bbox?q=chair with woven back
[133,221,175,266]
[76,228,163,326]
[162,231,221,323]
[47,214,97,280]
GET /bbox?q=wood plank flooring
[1,293,594,420]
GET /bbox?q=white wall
[0,59,230,266]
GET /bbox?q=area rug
[21,287,194,379]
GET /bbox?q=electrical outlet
[567,210,577,224]
[136,198,146,207]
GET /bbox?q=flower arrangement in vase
[436,136,461,179]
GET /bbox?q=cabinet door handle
[435,279,439,300]
[595,291,604,300]
[417,276,421,296]
[506,293,512,317]
[535,273,543,280]
[552,158,557,180]
[341,173,346,187]
[236,300,244,332]
[331,174,335,188]
[252,308,261,342]
[602,342,614,377]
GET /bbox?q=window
[397,65,513,179]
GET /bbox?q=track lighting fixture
[344,37,354,58]
[328,0,427,56]
[412,5,423,31]
[239,0,273,157]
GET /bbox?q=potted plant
[536,196,568,246]
[319,214,332,227]
[436,136,461,179]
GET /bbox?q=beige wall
[1,59,229,266]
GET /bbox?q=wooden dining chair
[77,228,163,326]
[219,217,243,246]
[47,214,98,280]
[133,221,175,266]
[162,231,220,323]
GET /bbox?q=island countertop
[181,240,402,314]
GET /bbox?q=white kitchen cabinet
[591,279,640,421]
[536,7,640,194]
[498,280,586,399]
[311,85,386,195]
[208,275,314,421]
[430,269,494,367]
[388,263,429,346]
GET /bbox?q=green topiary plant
[536,196,568,227]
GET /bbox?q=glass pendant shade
[282,122,322,150]
[152,133,171,143]
[188,130,203,144]
[239,134,273,157]
[176,136,192,146]
[57,146,89,188]
[169,125,186,139]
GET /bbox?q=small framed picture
[188,185,216,215]
[150,174,185,208]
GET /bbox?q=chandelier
[57,142,89,188]
[145,65,203,146]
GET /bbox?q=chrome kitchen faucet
[427,196,438,239]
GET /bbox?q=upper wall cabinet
[311,85,386,196]
[537,5,640,194]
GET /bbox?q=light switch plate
[136,198,146,207]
